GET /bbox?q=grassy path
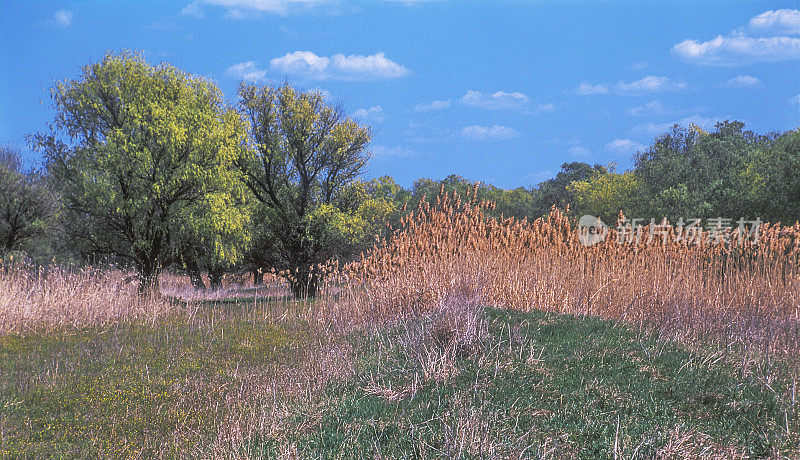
[258,308,798,458]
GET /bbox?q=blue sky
[1,1,799,189]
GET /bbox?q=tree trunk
[189,269,206,291]
[253,268,264,286]
[209,267,225,291]
[137,267,160,298]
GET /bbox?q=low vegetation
[271,305,798,458]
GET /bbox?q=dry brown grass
[0,263,174,334]
[1,188,799,457]
[2,186,798,358]
[319,188,800,357]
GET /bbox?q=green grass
[254,308,799,458]
[1,305,797,458]
[0,314,308,457]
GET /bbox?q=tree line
[1,51,798,297]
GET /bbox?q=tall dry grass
[1,189,798,456]
[321,188,800,356]
[0,263,174,334]
[2,186,799,357]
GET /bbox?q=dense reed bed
[3,187,798,356]
[323,188,800,357]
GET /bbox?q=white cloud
[53,10,73,27]
[412,99,451,112]
[460,90,529,110]
[576,77,684,96]
[724,75,762,87]
[568,145,591,157]
[371,144,417,158]
[673,34,800,65]
[631,115,723,136]
[181,2,205,17]
[790,94,800,105]
[749,9,800,36]
[673,10,800,65]
[615,76,686,93]
[225,61,267,81]
[461,125,519,141]
[353,106,385,122]
[223,9,248,19]
[605,139,646,156]
[184,0,329,17]
[269,51,409,81]
[536,103,556,113]
[628,100,665,116]
[574,82,609,95]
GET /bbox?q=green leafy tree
[734,128,800,224]
[0,146,59,256]
[334,176,407,245]
[410,174,537,221]
[353,176,409,245]
[633,121,777,220]
[174,184,252,290]
[532,162,608,218]
[568,171,640,223]
[236,82,371,297]
[35,51,247,295]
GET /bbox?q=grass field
[271,306,798,458]
[0,300,310,457]
[1,298,797,458]
[2,195,799,458]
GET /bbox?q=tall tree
[0,146,59,255]
[35,51,247,295]
[568,171,640,223]
[749,128,800,224]
[236,82,371,297]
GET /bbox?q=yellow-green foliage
[236,81,372,295]
[36,50,249,286]
[568,171,640,222]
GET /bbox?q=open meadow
[1,194,798,458]
[2,6,799,456]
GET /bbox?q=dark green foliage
[632,121,797,222]
[532,162,608,218]
[409,174,538,220]
[0,146,59,259]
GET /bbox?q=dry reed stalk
[318,188,800,357]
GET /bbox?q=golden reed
[321,187,800,355]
